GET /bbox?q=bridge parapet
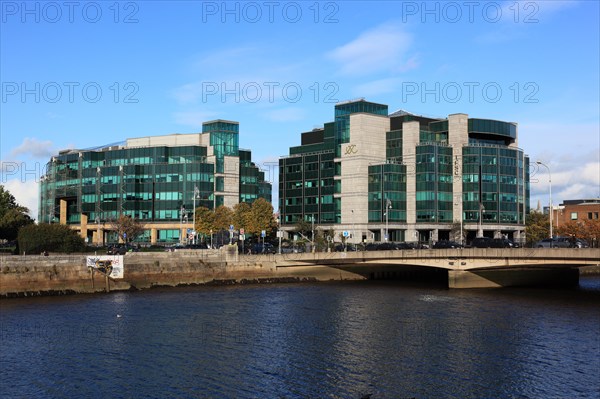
[269,248,600,270]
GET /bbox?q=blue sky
[1,0,599,218]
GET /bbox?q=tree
[0,185,33,241]
[18,224,85,254]
[293,218,312,238]
[232,202,251,230]
[194,206,216,237]
[247,198,275,235]
[557,219,600,247]
[525,211,550,247]
[109,215,144,243]
[213,205,234,231]
[314,227,335,252]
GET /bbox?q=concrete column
[151,228,157,244]
[448,114,469,231]
[223,155,240,208]
[403,121,419,242]
[59,199,67,224]
[181,228,187,243]
[341,113,389,229]
[80,213,88,240]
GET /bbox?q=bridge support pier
[448,268,580,289]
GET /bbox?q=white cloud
[352,77,404,97]
[10,138,55,159]
[530,159,600,207]
[3,178,39,219]
[327,23,414,76]
[476,1,580,44]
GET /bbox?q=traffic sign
[240,228,245,235]
[261,230,266,238]
[343,231,349,237]
[229,224,234,231]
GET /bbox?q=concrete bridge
[261,248,600,288]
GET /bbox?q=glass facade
[368,164,407,223]
[39,124,271,243]
[279,100,529,242]
[279,123,335,224]
[415,144,453,223]
[462,146,526,225]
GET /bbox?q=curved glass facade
[39,126,271,244]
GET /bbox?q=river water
[1,277,599,399]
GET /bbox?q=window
[571,212,578,220]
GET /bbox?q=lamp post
[477,203,485,238]
[536,160,553,240]
[277,212,282,255]
[384,199,392,242]
[192,185,199,244]
[179,205,186,244]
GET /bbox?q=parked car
[333,243,360,252]
[432,240,464,249]
[184,243,209,249]
[535,237,588,248]
[471,237,518,248]
[377,242,399,250]
[396,242,419,249]
[572,238,590,248]
[251,243,276,254]
[165,243,186,252]
[107,244,137,255]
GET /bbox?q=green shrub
[18,224,85,254]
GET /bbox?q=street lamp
[179,205,186,244]
[536,160,553,240]
[192,185,199,244]
[384,199,392,242]
[477,203,485,238]
[277,212,282,254]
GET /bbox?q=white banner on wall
[86,255,124,279]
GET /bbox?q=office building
[279,99,530,244]
[39,120,271,244]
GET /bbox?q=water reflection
[1,279,599,398]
